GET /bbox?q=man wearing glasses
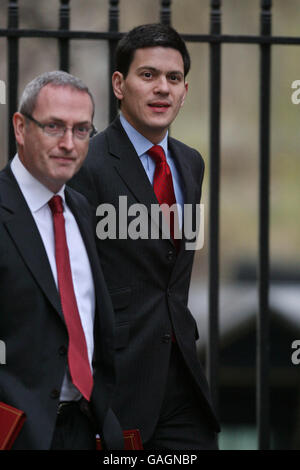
[0,71,123,450]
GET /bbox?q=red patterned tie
[48,196,93,401]
[148,145,180,250]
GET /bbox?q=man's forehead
[131,46,184,69]
[36,84,89,103]
[34,84,93,118]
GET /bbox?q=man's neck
[119,112,168,145]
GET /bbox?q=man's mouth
[51,155,75,159]
[51,155,76,163]
[148,102,171,111]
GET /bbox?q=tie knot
[148,145,166,164]
[48,195,64,215]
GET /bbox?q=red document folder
[0,402,26,450]
[96,429,143,450]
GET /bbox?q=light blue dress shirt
[119,114,184,225]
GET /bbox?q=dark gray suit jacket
[0,164,123,449]
[69,117,220,442]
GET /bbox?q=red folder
[0,402,26,450]
[96,429,143,450]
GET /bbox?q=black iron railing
[1,0,294,450]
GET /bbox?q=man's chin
[44,170,77,193]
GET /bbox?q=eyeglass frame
[21,112,98,140]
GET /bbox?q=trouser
[50,399,97,450]
[143,344,219,450]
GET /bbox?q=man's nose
[154,76,169,94]
[58,128,75,151]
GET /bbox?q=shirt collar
[119,113,169,158]
[10,154,66,213]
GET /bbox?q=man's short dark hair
[115,23,191,78]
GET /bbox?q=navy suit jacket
[0,164,123,449]
[69,117,220,442]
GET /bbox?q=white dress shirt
[11,154,95,402]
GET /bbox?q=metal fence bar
[2,28,300,45]
[160,0,172,25]
[207,0,221,418]
[59,0,70,72]
[7,0,19,160]
[257,0,272,451]
[108,0,119,122]
[0,29,123,40]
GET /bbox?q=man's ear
[112,71,125,101]
[180,82,189,107]
[13,112,26,146]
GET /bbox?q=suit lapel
[169,138,201,252]
[106,119,158,210]
[65,188,97,277]
[168,137,198,207]
[0,166,63,319]
[106,119,176,244]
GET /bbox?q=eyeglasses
[22,113,97,140]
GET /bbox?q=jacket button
[162,334,171,343]
[58,345,67,356]
[166,250,174,261]
[50,389,60,399]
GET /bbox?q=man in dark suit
[70,24,220,449]
[0,71,123,450]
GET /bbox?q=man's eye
[45,122,62,131]
[75,125,90,134]
[142,71,152,79]
[169,74,180,82]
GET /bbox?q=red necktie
[148,146,178,343]
[148,145,180,250]
[48,196,93,401]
